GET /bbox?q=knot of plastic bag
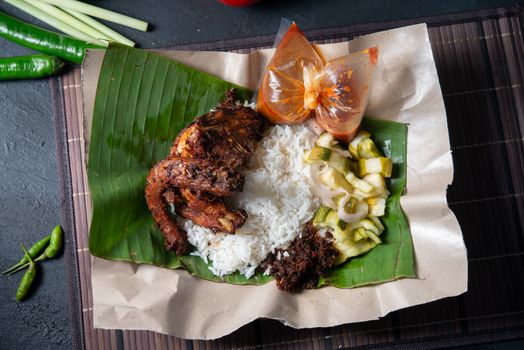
[303,63,322,110]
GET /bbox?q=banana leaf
[88,44,415,287]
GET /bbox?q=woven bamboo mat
[51,5,524,350]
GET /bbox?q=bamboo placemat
[51,5,524,350]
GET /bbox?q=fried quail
[145,90,266,255]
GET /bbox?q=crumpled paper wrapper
[81,23,468,339]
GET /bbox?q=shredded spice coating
[262,223,338,292]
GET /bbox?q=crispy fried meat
[173,90,265,168]
[164,188,247,233]
[149,157,245,197]
[262,223,338,292]
[145,90,266,254]
[144,174,186,255]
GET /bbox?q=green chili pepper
[2,234,50,274]
[8,225,63,275]
[0,54,64,81]
[15,244,37,302]
[39,225,63,259]
[0,11,100,64]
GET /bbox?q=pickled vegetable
[306,146,331,162]
[306,129,393,264]
[316,132,337,148]
[359,157,393,177]
[357,138,382,159]
[348,130,371,159]
[319,167,352,192]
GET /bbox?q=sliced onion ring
[337,199,368,224]
[303,164,347,207]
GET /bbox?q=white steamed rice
[184,124,319,278]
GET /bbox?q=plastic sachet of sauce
[256,23,378,142]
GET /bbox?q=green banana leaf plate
[88,45,415,287]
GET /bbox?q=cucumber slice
[367,197,386,216]
[360,174,389,199]
[353,187,389,200]
[331,221,382,265]
[350,239,378,256]
[332,228,349,245]
[316,132,337,148]
[355,218,380,235]
[332,146,357,172]
[349,226,382,245]
[363,173,386,190]
[351,189,372,200]
[328,152,350,174]
[319,167,353,192]
[345,171,374,193]
[367,215,385,234]
[357,138,382,159]
[306,145,332,162]
[312,207,348,231]
[325,211,348,231]
[312,206,332,226]
[352,227,368,241]
[305,145,352,175]
[359,157,393,178]
[336,235,379,261]
[364,230,382,244]
[348,130,371,159]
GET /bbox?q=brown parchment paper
[81,24,468,339]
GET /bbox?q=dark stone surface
[0,33,71,350]
[0,42,71,349]
[0,1,520,349]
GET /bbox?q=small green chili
[39,225,63,259]
[2,235,50,275]
[15,244,37,302]
[7,225,63,275]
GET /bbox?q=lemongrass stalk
[25,0,110,44]
[36,0,148,31]
[4,0,94,42]
[62,8,135,46]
